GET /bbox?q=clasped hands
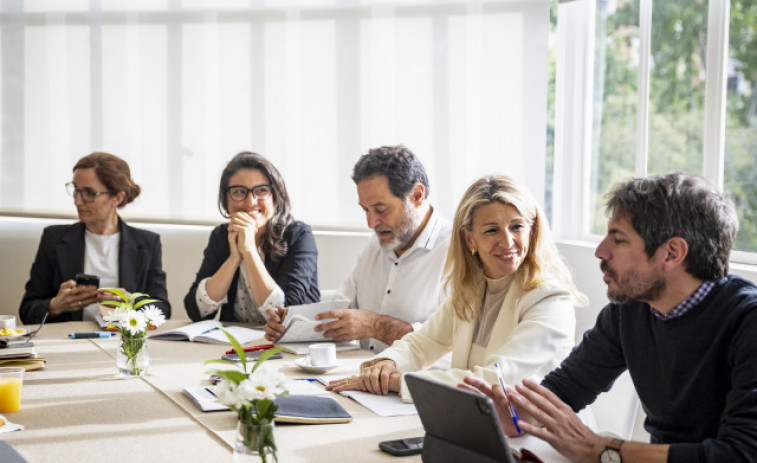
[462,376,610,463]
[325,359,402,394]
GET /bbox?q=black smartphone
[378,437,424,457]
[75,273,100,287]
[221,352,283,363]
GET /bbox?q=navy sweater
[542,275,757,463]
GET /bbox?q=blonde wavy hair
[444,176,586,322]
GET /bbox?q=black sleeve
[142,232,171,319]
[541,304,627,412]
[19,228,68,324]
[270,222,320,306]
[184,226,231,322]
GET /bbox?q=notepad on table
[183,384,351,424]
[317,374,418,417]
[150,320,264,345]
[276,300,350,344]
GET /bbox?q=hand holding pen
[494,362,522,434]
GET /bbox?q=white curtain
[0,0,549,227]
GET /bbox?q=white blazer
[372,279,576,402]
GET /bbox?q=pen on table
[224,344,275,355]
[494,362,522,434]
[294,378,317,382]
[69,332,114,339]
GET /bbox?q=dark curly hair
[605,172,738,281]
[218,152,293,260]
[351,145,429,199]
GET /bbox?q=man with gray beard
[264,145,451,352]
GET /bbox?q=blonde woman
[328,175,586,401]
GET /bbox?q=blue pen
[69,332,113,339]
[201,327,220,335]
[494,362,522,434]
[294,378,317,382]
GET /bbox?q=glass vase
[116,335,149,377]
[233,420,277,463]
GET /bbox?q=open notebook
[150,320,264,345]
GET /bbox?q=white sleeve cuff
[196,278,228,317]
[256,285,285,317]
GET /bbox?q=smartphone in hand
[378,437,424,456]
[75,273,100,287]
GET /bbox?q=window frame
[552,0,757,266]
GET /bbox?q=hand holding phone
[378,437,424,456]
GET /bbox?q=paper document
[318,375,417,417]
[277,300,350,344]
[150,320,264,345]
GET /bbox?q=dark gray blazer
[19,218,170,324]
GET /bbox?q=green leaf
[99,300,126,308]
[220,328,248,374]
[133,298,161,310]
[251,347,284,374]
[205,369,247,384]
[204,358,238,366]
[100,287,128,302]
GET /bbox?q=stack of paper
[317,375,417,417]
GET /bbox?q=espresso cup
[308,343,337,367]
[0,315,16,330]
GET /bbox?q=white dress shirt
[337,207,452,352]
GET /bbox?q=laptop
[405,373,516,463]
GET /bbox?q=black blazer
[184,220,319,322]
[19,219,170,324]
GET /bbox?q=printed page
[277,300,349,344]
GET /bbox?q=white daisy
[124,310,147,336]
[215,380,248,410]
[141,305,166,328]
[242,366,287,402]
[103,306,129,325]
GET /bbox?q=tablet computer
[405,373,515,463]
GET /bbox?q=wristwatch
[599,437,623,463]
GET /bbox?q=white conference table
[2,320,571,463]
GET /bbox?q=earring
[471,248,476,256]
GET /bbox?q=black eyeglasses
[227,184,273,202]
[66,182,114,203]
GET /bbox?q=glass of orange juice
[0,367,24,412]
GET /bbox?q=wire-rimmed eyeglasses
[65,182,114,203]
[226,184,273,202]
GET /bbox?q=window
[555,0,757,260]
[0,0,551,229]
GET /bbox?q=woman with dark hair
[184,152,320,323]
[19,152,170,324]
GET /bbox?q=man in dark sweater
[466,172,757,462]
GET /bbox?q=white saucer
[293,357,342,374]
[0,328,26,341]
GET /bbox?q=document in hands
[276,300,350,344]
[149,320,264,345]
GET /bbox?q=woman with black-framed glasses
[184,151,320,324]
[19,152,170,324]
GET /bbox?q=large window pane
[725,0,757,253]
[590,0,639,233]
[646,0,707,176]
